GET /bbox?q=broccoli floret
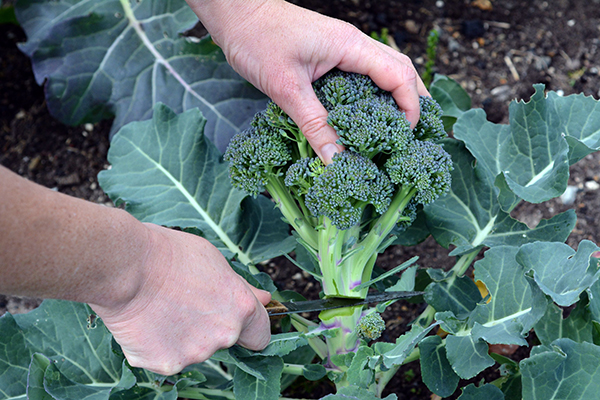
[414,95,446,141]
[328,96,412,157]
[224,124,291,197]
[357,312,386,341]
[304,152,394,230]
[225,69,451,302]
[385,139,452,205]
[285,157,325,196]
[313,69,382,110]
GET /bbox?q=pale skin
[0,0,428,375]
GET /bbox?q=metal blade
[266,291,423,318]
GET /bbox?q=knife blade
[266,291,424,318]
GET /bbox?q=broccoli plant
[224,69,452,364]
[3,1,600,399]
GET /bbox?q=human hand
[187,0,430,163]
[89,223,271,376]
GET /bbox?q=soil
[1,0,599,399]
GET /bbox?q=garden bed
[1,1,599,398]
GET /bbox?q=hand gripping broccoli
[225,69,452,358]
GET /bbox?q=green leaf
[425,140,576,255]
[430,75,472,132]
[98,104,295,265]
[27,354,53,400]
[15,0,267,151]
[521,339,600,400]
[230,261,278,293]
[346,346,375,389]
[424,269,482,317]
[516,240,600,306]
[391,207,431,246]
[301,364,327,381]
[0,313,29,399]
[534,301,594,346]
[321,385,397,400]
[445,335,495,380]
[233,357,284,400]
[354,256,418,292]
[545,91,600,164]
[419,335,460,397]
[44,360,136,400]
[587,278,600,323]
[0,300,127,399]
[453,84,571,204]
[385,265,418,292]
[377,324,437,369]
[252,332,309,358]
[457,383,504,400]
[469,246,548,346]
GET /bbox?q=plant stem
[451,249,479,277]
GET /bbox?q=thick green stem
[451,249,479,277]
[341,186,416,294]
[320,306,364,370]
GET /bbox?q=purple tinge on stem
[318,319,342,331]
[349,279,362,290]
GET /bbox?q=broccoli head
[225,68,452,299]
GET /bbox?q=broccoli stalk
[224,69,452,367]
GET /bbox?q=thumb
[272,79,343,164]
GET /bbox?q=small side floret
[357,312,386,341]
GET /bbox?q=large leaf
[419,335,459,397]
[425,140,576,256]
[534,301,595,346]
[516,240,600,307]
[546,91,600,164]
[453,85,570,204]
[98,103,295,265]
[233,357,284,400]
[457,383,504,400]
[521,339,600,400]
[424,269,482,318]
[445,334,494,380]
[469,246,548,346]
[429,75,472,132]
[15,0,267,151]
[0,300,125,400]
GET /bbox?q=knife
[266,291,424,319]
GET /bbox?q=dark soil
[1,0,600,399]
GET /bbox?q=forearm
[0,165,150,309]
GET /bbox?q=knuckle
[300,115,330,140]
[217,326,240,349]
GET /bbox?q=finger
[248,285,272,306]
[269,75,343,164]
[234,276,271,350]
[235,296,271,351]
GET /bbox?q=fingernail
[320,143,341,164]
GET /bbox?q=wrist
[86,214,162,314]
